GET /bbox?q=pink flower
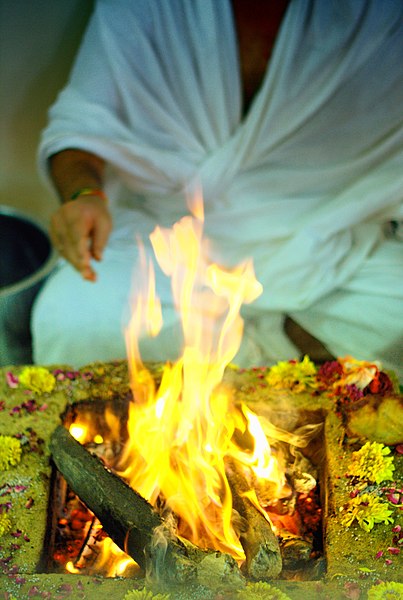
[385,559,393,565]
[395,445,403,455]
[5,372,18,388]
[387,547,400,555]
[11,530,22,538]
[375,550,383,559]
[392,525,402,533]
[386,492,401,505]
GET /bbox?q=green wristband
[70,187,106,201]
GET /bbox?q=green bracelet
[70,187,106,201]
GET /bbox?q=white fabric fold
[35,0,403,373]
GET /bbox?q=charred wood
[225,458,282,580]
[50,425,241,586]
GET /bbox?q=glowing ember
[117,191,287,561]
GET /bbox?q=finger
[90,214,112,261]
[82,264,97,282]
[52,214,94,279]
[50,214,66,254]
[75,232,97,279]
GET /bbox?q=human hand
[50,196,112,281]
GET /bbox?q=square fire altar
[0,357,402,600]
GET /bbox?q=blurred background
[0,0,94,224]
[0,1,94,365]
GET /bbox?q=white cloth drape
[34,0,403,375]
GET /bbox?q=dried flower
[0,435,22,470]
[124,589,170,600]
[266,355,317,392]
[236,582,291,599]
[343,384,364,402]
[0,513,12,537]
[367,581,403,599]
[337,356,381,390]
[18,366,55,395]
[340,493,394,532]
[364,371,394,395]
[348,442,395,484]
[317,360,344,384]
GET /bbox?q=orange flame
[120,191,285,560]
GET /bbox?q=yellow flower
[0,513,12,537]
[0,435,22,470]
[19,366,56,394]
[348,442,395,484]
[237,582,292,599]
[340,493,394,532]
[367,581,403,600]
[124,589,170,600]
[266,355,317,392]
[337,356,380,390]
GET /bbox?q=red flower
[364,371,393,395]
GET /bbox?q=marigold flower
[0,435,22,471]
[0,513,12,537]
[340,493,394,532]
[348,442,395,484]
[266,355,317,392]
[367,581,403,600]
[18,366,56,395]
[236,582,292,599]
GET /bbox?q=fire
[118,191,287,561]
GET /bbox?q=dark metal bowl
[0,205,58,366]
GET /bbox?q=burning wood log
[225,458,282,580]
[50,425,242,587]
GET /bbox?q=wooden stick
[226,458,282,580]
[50,425,242,587]
[50,425,196,582]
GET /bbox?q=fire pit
[0,359,402,599]
[45,395,325,583]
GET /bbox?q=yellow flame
[121,192,284,561]
[65,561,80,574]
[94,537,137,578]
[69,424,87,443]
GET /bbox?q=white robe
[33,0,403,377]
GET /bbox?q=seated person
[32,0,403,378]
